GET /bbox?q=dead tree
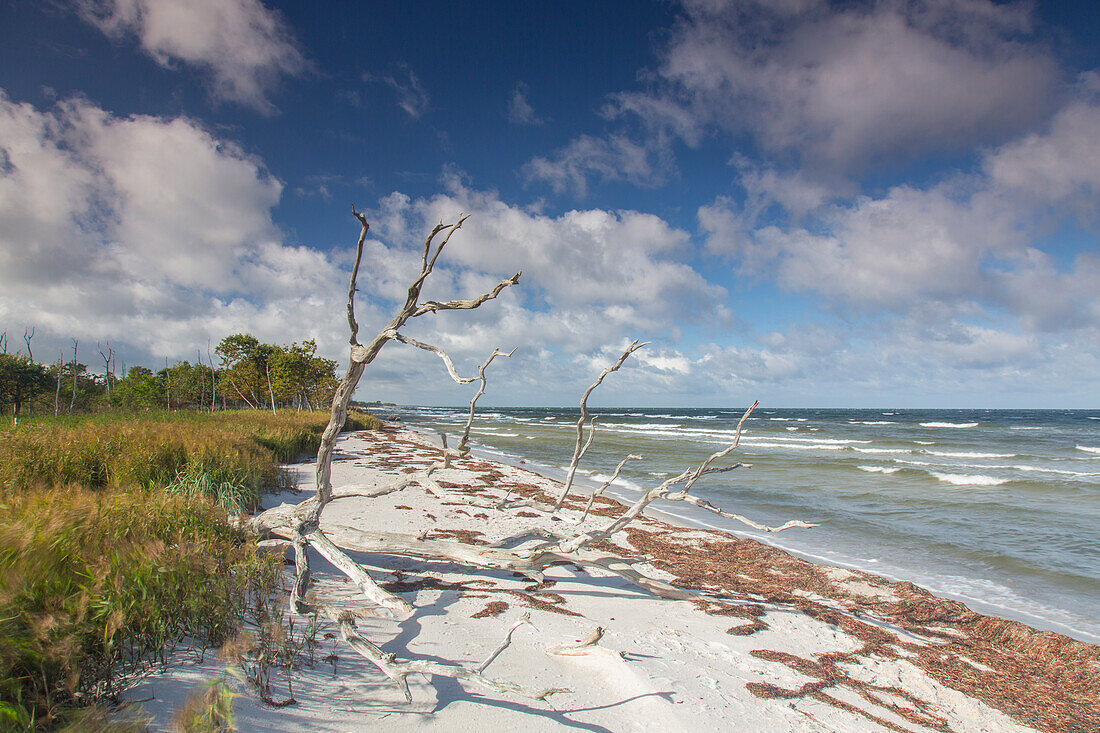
[97,342,114,402]
[69,339,78,415]
[54,351,62,416]
[250,210,813,705]
[24,328,35,416]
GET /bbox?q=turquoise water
[387,406,1100,643]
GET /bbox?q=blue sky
[1,0,1098,407]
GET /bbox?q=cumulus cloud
[0,92,349,363]
[660,0,1059,170]
[77,0,308,113]
[528,0,1062,194]
[699,100,1100,333]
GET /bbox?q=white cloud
[523,133,671,196]
[984,101,1100,217]
[701,100,1100,333]
[507,83,543,126]
[654,0,1060,172]
[78,0,308,113]
[530,0,1062,194]
[0,92,349,365]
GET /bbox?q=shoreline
[125,425,1099,732]
[402,422,1100,646]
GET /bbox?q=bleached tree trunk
[69,339,77,415]
[55,352,62,416]
[24,327,35,416]
[266,362,277,416]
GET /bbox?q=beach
[122,425,1099,732]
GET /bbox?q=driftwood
[249,209,813,705]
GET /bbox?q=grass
[0,410,382,512]
[0,409,381,730]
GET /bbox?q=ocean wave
[920,422,979,428]
[1010,427,1042,430]
[849,421,897,425]
[1076,445,1100,454]
[915,440,936,445]
[743,441,849,451]
[897,457,1096,477]
[743,435,870,445]
[930,472,1008,486]
[853,447,912,455]
[925,450,1017,459]
[858,465,902,474]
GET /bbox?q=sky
[1,0,1098,408]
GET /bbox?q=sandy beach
[124,426,1100,732]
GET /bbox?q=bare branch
[348,207,370,346]
[386,331,482,385]
[23,327,34,362]
[579,454,643,522]
[413,271,522,317]
[458,348,517,453]
[553,340,648,510]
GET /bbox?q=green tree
[0,354,50,417]
[112,366,164,410]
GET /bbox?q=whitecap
[920,422,979,428]
[1010,427,1042,431]
[742,441,848,451]
[850,421,897,425]
[1076,445,1100,455]
[925,450,1017,459]
[915,440,936,445]
[786,427,799,431]
[858,465,902,474]
[853,447,911,455]
[930,472,1008,486]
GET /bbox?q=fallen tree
[250,209,814,703]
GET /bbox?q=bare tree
[23,327,34,362]
[55,351,62,416]
[0,331,6,354]
[69,339,77,415]
[207,343,217,412]
[250,210,813,705]
[97,342,114,402]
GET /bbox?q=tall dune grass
[0,410,381,511]
[0,409,380,729]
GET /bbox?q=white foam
[930,472,1008,486]
[1076,445,1100,454]
[786,426,799,431]
[915,440,936,445]
[853,447,912,455]
[743,441,848,451]
[850,421,897,425]
[925,450,1017,459]
[921,422,979,428]
[743,435,870,445]
[1010,427,1042,431]
[858,465,902,474]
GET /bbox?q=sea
[382,406,1100,644]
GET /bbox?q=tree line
[0,330,339,417]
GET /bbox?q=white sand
[122,428,1041,732]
